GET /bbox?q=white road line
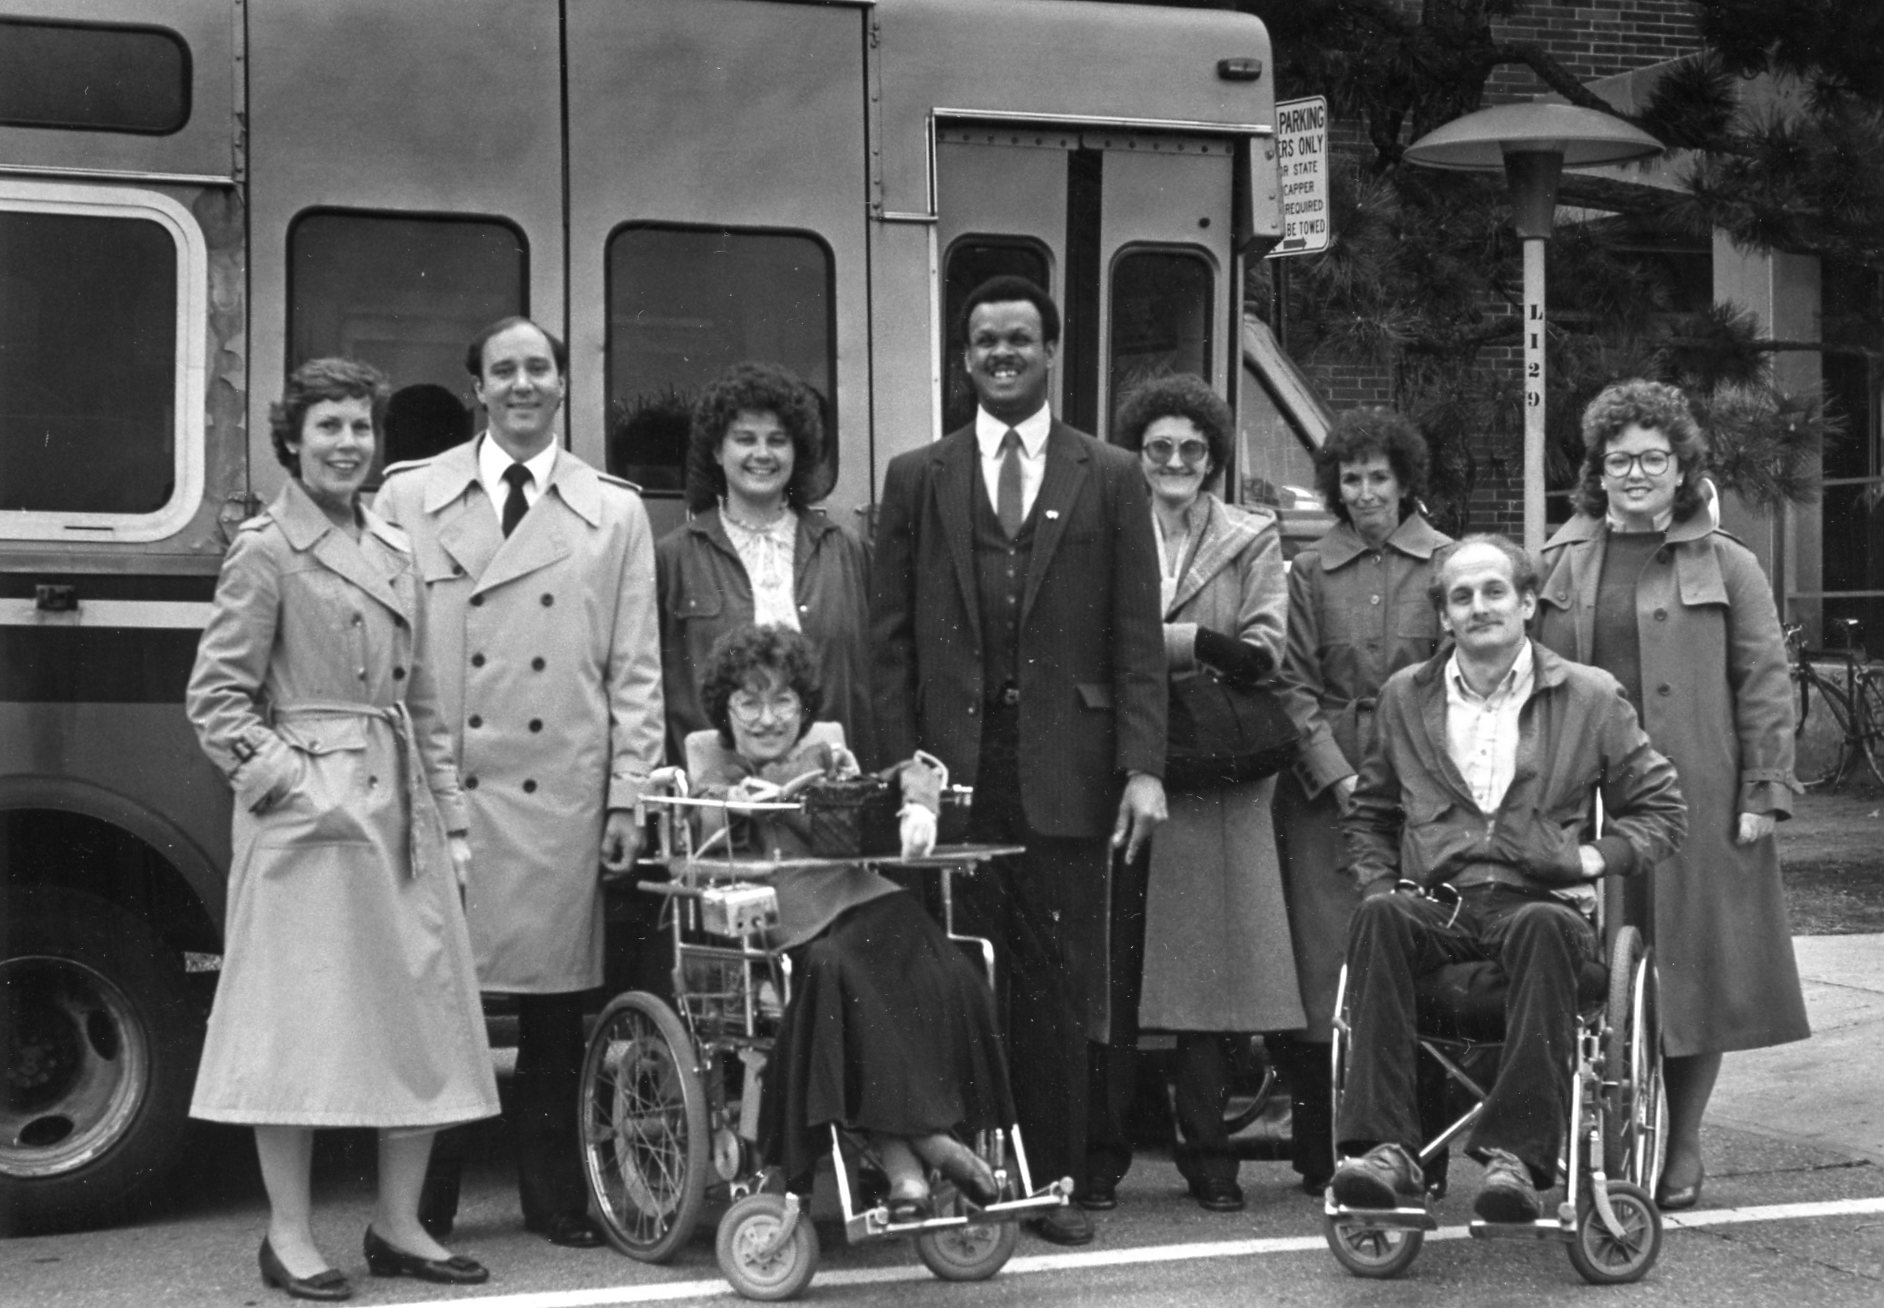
[383,1195,1884,1307]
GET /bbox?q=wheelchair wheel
[1567,1181,1661,1284]
[580,991,709,1262]
[717,1192,820,1301]
[915,1185,1019,1282]
[1602,927,1665,1190]
[1323,1215,1423,1278]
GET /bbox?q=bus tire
[1,886,203,1233]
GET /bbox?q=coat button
[367,774,379,787]
[1370,595,1382,606]
[468,714,482,728]
[967,703,979,716]
[523,779,538,794]
[452,563,465,576]
[1654,608,1668,621]
[529,719,543,732]
[471,653,486,668]
[350,612,363,626]
[471,595,484,607]
[465,775,479,789]
[356,667,367,680]
[392,666,406,680]
[540,593,554,607]
[1657,683,1672,696]
[531,657,546,671]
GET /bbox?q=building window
[1110,246,1214,408]
[607,225,835,495]
[0,182,204,541]
[288,212,526,473]
[0,19,189,135]
[941,239,1052,435]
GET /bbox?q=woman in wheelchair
[686,624,1012,1222]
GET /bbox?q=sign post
[1270,96,1329,259]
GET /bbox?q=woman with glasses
[1271,407,1449,1197]
[685,624,1010,1221]
[1536,378,1808,1211]
[1089,374,1302,1212]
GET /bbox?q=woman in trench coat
[1536,379,1809,1211]
[187,359,499,1299]
[1115,375,1303,1211]
[1271,408,1449,1195]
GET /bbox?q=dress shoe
[524,1211,606,1248]
[887,1180,933,1223]
[258,1238,352,1302]
[1076,1179,1118,1211]
[1025,1204,1095,1246]
[1656,1163,1705,1212]
[1189,1177,1245,1212]
[1331,1143,1425,1210]
[922,1135,1003,1207]
[362,1227,490,1285]
[1300,1172,1332,1198]
[1472,1149,1543,1223]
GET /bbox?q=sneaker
[1330,1143,1425,1209]
[1472,1148,1542,1223]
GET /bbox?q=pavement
[1711,933,1884,1166]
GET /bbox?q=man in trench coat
[377,316,663,1247]
[870,275,1167,1246]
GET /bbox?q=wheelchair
[577,767,1072,1301]
[1322,876,1666,1285]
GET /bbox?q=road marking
[384,1196,1884,1306]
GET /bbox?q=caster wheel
[1323,1214,1423,1278]
[914,1187,1018,1282]
[716,1192,820,1301]
[1568,1181,1661,1285]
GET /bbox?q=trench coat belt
[271,699,442,879]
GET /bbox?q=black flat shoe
[1656,1165,1704,1211]
[1077,1180,1118,1211]
[362,1226,490,1285]
[1189,1178,1246,1212]
[259,1238,352,1301]
[524,1212,605,1248]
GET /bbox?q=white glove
[899,804,938,859]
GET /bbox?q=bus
[0,0,1292,1230]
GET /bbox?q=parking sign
[1271,96,1329,258]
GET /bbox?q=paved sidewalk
[1711,934,1884,1164]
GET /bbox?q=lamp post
[1403,103,1661,553]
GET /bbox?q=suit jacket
[375,438,664,993]
[869,418,1165,837]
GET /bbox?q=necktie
[997,428,1024,538]
[501,463,532,538]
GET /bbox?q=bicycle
[1785,618,1884,791]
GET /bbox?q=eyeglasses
[1142,437,1211,465]
[1602,449,1673,477]
[728,690,801,725]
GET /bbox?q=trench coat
[185,479,499,1126]
[1271,514,1450,1038]
[656,506,872,764]
[1138,495,1305,1034]
[376,439,664,994]
[1536,511,1810,1055]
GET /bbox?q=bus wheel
[1,887,202,1233]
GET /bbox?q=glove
[1194,627,1273,685]
[899,803,939,859]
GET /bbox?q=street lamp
[1404,103,1662,552]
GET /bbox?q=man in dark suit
[870,276,1167,1246]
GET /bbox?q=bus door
[934,126,1235,446]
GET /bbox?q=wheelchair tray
[668,843,1025,881]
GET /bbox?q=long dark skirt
[760,891,1015,1184]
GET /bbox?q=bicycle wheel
[1795,675,1856,790]
[1853,675,1884,790]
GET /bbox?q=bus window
[1109,247,1214,412]
[0,18,189,135]
[288,212,526,473]
[0,204,182,522]
[941,239,1051,435]
[607,225,834,496]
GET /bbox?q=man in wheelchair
[1332,535,1685,1224]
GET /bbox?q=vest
[971,469,1035,698]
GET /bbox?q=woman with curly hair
[1536,378,1808,1211]
[1270,406,1450,1196]
[685,625,1010,1219]
[656,362,871,762]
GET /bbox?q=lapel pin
[1045,509,1060,520]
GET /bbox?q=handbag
[1163,668,1299,791]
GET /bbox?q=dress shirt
[476,433,558,528]
[1444,640,1535,815]
[975,405,1050,522]
[720,503,800,631]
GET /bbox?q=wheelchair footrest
[1324,1201,1438,1232]
[845,1185,1068,1244]
[1467,1212,1571,1241]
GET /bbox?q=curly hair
[957,274,1062,347]
[1112,374,1233,491]
[1312,407,1430,525]
[699,624,825,748]
[685,362,829,513]
[268,357,392,475]
[1573,379,1709,522]
[1428,533,1539,611]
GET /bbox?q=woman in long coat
[1271,408,1449,1194]
[1114,375,1303,1212]
[188,359,498,1298]
[1536,379,1809,1211]
[657,361,872,763]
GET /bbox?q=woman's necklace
[721,497,791,532]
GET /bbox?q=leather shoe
[1331,1143,1425,1210]
[1656,1164,1704,1212]
[524,1212,606,1248]
[259,1238,352,1302]
[1025,1204,1095,1246]
[1076,1179,1118,1211]
[1189,1178,1245,1212]
[1473,1149,1542,1223]
[1300,1173,1332,1198]
[887,1181,933,1223]
[362,1227,489,1285]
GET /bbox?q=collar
[1417,637,1567,692]
[1446,638,1534,704]
[1546,505,1721,551]
[975,405,1051,458]
[1316,512,1448,570]
[478,431,558,496]
[270,476,358,552]
[1605,505,1674,533]
[417,434,602,526]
